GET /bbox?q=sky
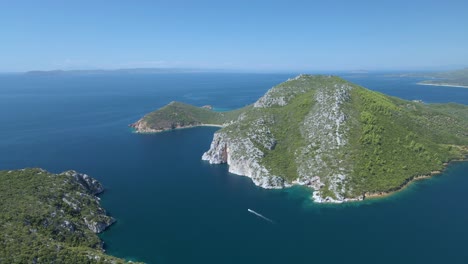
[1,0,467,72]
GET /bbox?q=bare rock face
[130,119,161,133]
[60,171,116,233]
[202,132,285,189]
[253,74,311,108]
[67,171,104,195]
[201,105,213,110]
[84,217,116,234]
[202,133,228,164]
[296,83,354,202]
[202,75,359,202]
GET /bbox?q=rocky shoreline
[202,132,287,189]
[0,168,128,263]
[133,75,468,204]
[203,146,467,203]
[202,129,467,204]
[60,170,116,233]
[130,119,224,133]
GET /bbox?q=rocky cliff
[0,168,130,263]
[138,75,468,203]
[60,170,115,233]
[202,75,358,202]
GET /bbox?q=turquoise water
[0,73,467,263]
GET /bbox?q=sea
[0,72,467,264]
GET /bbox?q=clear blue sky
[1,0,467,72]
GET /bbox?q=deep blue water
[0,72,467,264]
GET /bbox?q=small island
[133,75,468,203]
[0,168,135,263]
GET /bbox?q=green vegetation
[347,87,467,196]
[139,75,468,201]
[417,68,468,87]
[0,169,133,263]
[134,101,249,131]
[259,89,314,181]
[257,76,350,181]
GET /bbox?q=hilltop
[0,169,134,263]
[133,75,468,203]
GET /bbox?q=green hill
[135,75,468,203]
[0,168,134,263]
[131,101,249,132]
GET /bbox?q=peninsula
[416,68,468,88]
[133,75,468,203]
[0,168,134,263]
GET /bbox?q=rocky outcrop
[253,74,312,108]
[0,168,128,263]
[201,105,213,110]
[203,75,357,202]
[60,170,115,233]
[65,171,104,195]
[130,119,163,133]
[84,217,116,234]
[202,132,285,189]
[202,133,228,164]
[202,133,285,189]
[296,83,354,202]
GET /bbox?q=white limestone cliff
[202,75,362,203]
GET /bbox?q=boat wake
[248,209,275,224]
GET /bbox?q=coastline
[131,123,224,134]
[363,173,435,200]
[417,82,468,89]
[362,158,468,201]
[133,113,468,204]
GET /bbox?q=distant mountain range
[24,68,220,75]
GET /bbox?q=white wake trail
[247,209,275,223]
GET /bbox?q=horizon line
[1,66,461,75]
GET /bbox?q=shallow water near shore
[0,72,467,263]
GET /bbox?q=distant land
[24,68,223,76]
[348,70,369,74]
[417,68,468,88]
[389,68,468,88]
[132,75,468,203]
